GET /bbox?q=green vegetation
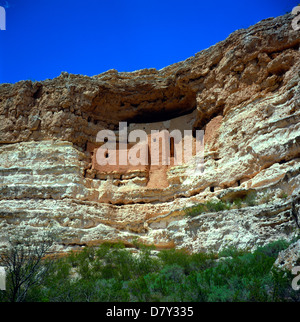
[1,239,299,302]
[244,191,258,206]
[278,191,288,199]
[184,200,231,217]
[184,189,290,218]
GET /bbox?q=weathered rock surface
[0,13,299,254]
[274,239,300,271]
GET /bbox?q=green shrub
[254,240,290,259]
[244,191,257,206]
[5,238,298,303]
[184,203,207,217]
[218,246,248,258]
[184,200,231,217]
[233,198,243,209]
[206,200,231,212]
[278,191,288,199]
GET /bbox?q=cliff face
[0,13,299,254]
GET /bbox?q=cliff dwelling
[85,109,223,190]
[84,110,196,189]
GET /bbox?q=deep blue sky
[0,0,298,84]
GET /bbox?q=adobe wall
[129,110,199,188]
[89,142,149,175]
[86,110,222,188]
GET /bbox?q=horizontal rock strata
[0,13,299,254]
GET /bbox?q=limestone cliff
[0,13,299,254]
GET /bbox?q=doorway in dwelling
[170,136,175,158]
